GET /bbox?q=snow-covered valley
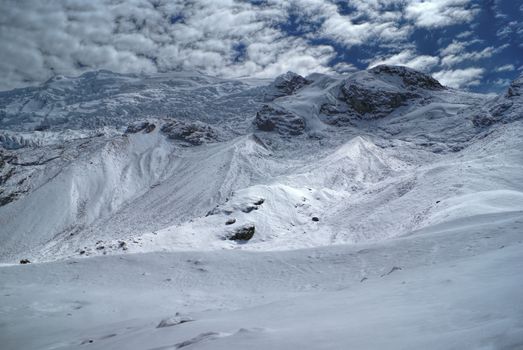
[1,66,522,349]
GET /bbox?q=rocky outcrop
[254,105,305,135]
[270,72,311,98]
[161,120,220,146]
[332,65,446,120]
[341,80,413,117]
[369,65,445,91]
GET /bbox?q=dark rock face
[312,216,319,222]
[341,81,413,118]
[254,105,305,135]
[19,259,30,264]
[271,72,311,97]
[227,225,255,241]
[0,191,20,207]
[369,65,445,91]
[0,151,25,207]
[125,122,156,134]
[325,65,445,122]
[161,120,220,146]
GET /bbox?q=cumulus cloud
[440,43,508,67]
[433,67,484,88]
[0,0,340,90]
[0,0,517,91]
[441,46,496,67]
[405,0,479,28]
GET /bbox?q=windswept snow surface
[0,66,522,349]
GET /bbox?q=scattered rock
[312,217,320,222]
[96,246,104,250]
[226,225,255,241]
[118,241,128,250]
[79,250,86,255]
[19,259,30,264]
[225,218,236,225]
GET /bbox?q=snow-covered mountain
[1,66,522,349]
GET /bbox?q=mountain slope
[1,66,522,262]
[1,66,523,350]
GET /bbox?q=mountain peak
[369,65,445,91]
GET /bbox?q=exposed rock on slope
[368,65,445,91]
[266,71,311,100]
[1,66,522,262]
[254,105,305,135]
[471,73,523,127]
[321,65,445,122]
[161,119,221,146]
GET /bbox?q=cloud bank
[0,0,520,91]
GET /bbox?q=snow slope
[0,66,522,349]
[1,210,522,349]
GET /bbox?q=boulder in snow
[226,225,255,241]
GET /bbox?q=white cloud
[405,0,479,28]
[368,50,440,72]
[0,0,341,90]
[496,64,515,72]
[441,46,496,67]
[493,78,511,87]
[433,67,484,88]
[0,0,511,91]
[440,41,466,56]
[332,62,357,74]
[440,44,508,67]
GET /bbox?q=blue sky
[0,0,521,92]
